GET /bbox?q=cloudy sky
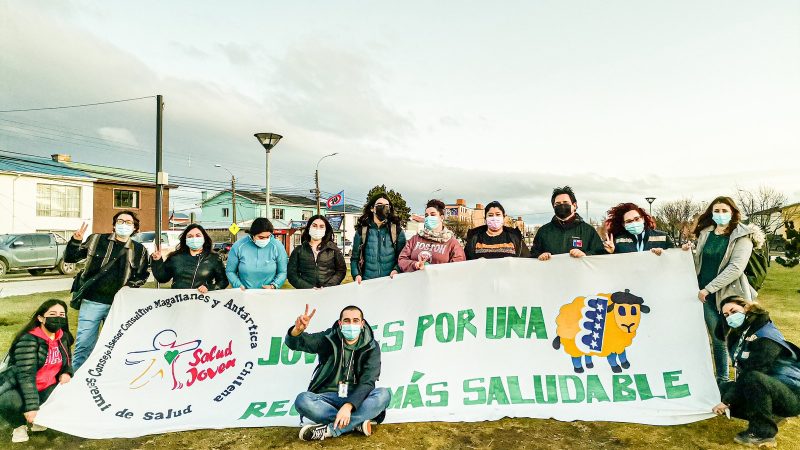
[1,1,798,224]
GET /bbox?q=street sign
[327,215,343,230]
[228,223,240,235]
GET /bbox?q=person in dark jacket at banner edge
[64,211,150,371]
[530,186,604,260]
[286,304,391,441]
[712,296,800,448]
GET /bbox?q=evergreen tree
[365,184,411,226]
[776,220,799,268]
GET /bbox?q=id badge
[338,382,349,398]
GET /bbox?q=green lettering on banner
[612,375,637,402]
[558,375,585,403]
[463,378,486,405]
[387,386,404,409]
[426,382,449,407]
[435,313,456,343]
[634,374,664,400]
[533,375,557,404]
[485,307,506,339]
[507,376,535,404]
[239,402,266,419]
[456,309,477,341]
[402,384,424,408]
[585,375,611,403]
[257,337,282,365]
[289,402,299,416]
[526,307,548,339]
[664,371,690,399]
[266,400,289,417]
[487,377,510,405]
[281,343,302,365]
[381,321,404,352]
[415,315,434,347]
[506,306,526,338]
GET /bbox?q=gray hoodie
[694,223,765,308]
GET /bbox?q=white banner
[37,250,719,438]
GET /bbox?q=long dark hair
[8,299,73,353]
[169,223,213,259]
[301,215,335,248]
[604,203,657,237]
[356,193,402,228]
[692,196,742,237]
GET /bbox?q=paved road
[0,276,73,298]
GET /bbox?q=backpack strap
[357,225,369,274]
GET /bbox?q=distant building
[54,154,174,234]
[0,154,94,239]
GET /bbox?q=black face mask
[554,204,573,220]
[43,316,67,333]
[374,205,390,221]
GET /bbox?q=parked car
[213,242,233,262]
[0,233,79,277]
[132,230,183,257]
[342,239,353,256]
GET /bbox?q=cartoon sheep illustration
[552,289,650,373]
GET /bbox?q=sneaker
[299,424,330,441]
[30,424,48,432]
[733,431,777,448]
[354,419,372,436]
[11,425,29,443]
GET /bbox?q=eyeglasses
[115,219,135,226]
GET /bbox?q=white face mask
[309,228,326,240]
[253,236,271,248]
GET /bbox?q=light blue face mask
[114,223,134,237]
[253,237,271,248]
[424,215,440,231]
[712,212,732,226]
[726,311,746,328]
[186,236,204,250]
[624,222,645,236]
[341,324,362,341]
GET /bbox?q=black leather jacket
[151,251,229,290]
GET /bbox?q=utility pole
[315,169,321,215]
[231,175,237,242]
[155,95,164,249]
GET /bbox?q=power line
[0,96,156,113]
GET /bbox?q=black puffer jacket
[151,251,229,290]
[287,241,347,289]
[0,332,73,412]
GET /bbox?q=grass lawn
[0,266,798,449]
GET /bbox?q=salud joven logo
[126,329,237,390]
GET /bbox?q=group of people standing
[1,187,798,445]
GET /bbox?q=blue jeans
[703,295,729,383]
[73,299,112,371]
[294,388,391,437]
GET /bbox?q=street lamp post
[645,197,656,215]
[254,133,283,220]
[215,164,236,241]
[315,153,339,215]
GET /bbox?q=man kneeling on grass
[286,304,391,441]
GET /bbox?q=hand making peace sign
[291,304,317,336]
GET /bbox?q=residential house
[54,154,173,233]
[0,154,95,239]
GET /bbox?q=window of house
[36,184,81,217]
[114,189,140,208]
[222,207,230,218]
[302,210,313,220]
[272,208,285,220]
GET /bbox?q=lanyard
[339,340,355,383]
[636,233,645,252]
[732,326,752,368]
